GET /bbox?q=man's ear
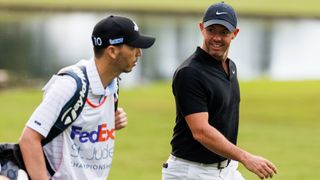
[199,21,205,32]
[232,28,240,39]
[105,46,119,60]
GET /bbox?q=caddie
[17,15,155,180]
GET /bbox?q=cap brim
[203,19,236,32]
[127,35,156,49]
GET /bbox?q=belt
[169,155,230,169]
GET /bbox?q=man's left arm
[186,112,277,179]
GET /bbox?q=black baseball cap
[202,2,237,32]
[92,15,155,49]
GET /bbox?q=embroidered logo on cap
[216,11,228,15]
[109,38,124,45]
[132,20,139,31]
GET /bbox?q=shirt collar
[195,47,236,80]
[86,58,118,96]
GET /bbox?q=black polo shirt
[170,47,240,164]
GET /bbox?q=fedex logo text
[70,123,115,143]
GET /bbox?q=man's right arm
[19,127,49,180]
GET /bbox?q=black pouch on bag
[0,143,25,170]
[0,143,27,180]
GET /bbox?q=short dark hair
[93,47,105,58]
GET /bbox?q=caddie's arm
[114,107,127,130]
[19,127,49,180]
[185,112,278,180]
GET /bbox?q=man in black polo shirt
[162,2,278,180]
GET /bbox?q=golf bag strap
[41,65,89,146]
[41,65,89,176]
[114,77,120,112]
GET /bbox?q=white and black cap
[202,2,237,32]
[92,15,156,49]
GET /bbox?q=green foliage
[1,80,320,179]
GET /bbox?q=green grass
[237,80,320,179]
[1,0,320,18]
[1,80,320,179]
[0,88,42,141]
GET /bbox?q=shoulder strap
[114,77,120,112]
[41,65,89,146]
